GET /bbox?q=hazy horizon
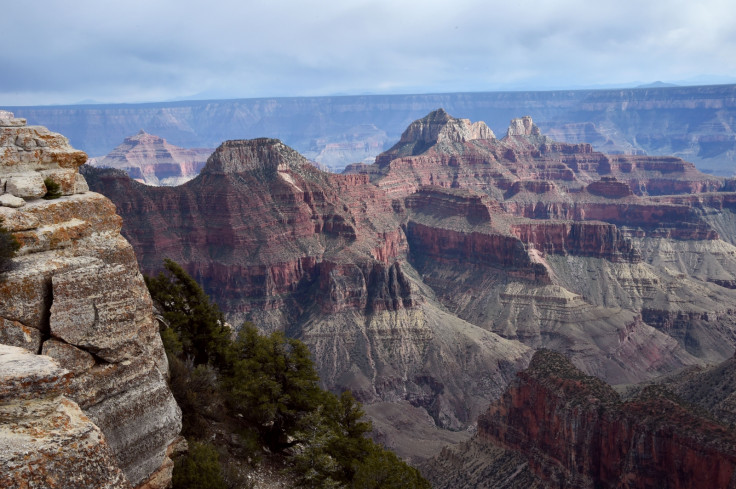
[2,0,735,106]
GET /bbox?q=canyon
[83,108,736,464]
[5,84,736,174]
[0,111,181,488]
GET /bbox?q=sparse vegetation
[146,259,430,489]
[42,177,62,199]
[0,219,20,271]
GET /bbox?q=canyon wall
[424,349,736,488]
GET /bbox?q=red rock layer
[478,350,736,489]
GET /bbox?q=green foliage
[172,441,227,489]
[0,219,20,271]
[223,323,324,451]
[42,177,62,200]
[167,355,223,439]
[352,446,431,489]
[145,259,231,367]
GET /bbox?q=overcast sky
[2,0,735,106]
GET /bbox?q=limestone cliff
[0,111,181,488]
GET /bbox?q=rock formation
[84,110,736,462]
[88,130,212,186]
[0,111,181,488]
[423,350,736,489]
[0,345,130,489]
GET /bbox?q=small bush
[43,177,62,200]
[0,219,20,271]
[172,441,227,489]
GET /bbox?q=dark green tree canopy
[145,258,230,368]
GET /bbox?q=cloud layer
[2,0,735,105]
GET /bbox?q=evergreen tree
[145,259,230,368]
[224,323,324,451]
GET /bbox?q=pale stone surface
[0,317,42,352]
[0,118,180,488]
[0,193,25,208]
[50,263,157,363]
[506,115,541,137]
[0,205,39,230]
[5,171,47,198]
[0,344,71,402]
[42,338,96,376]
[0,110,26,127]
[0,347,130,489]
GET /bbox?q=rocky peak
[399,108,496,147]
[505,115,542,138]
[201,137,308,175]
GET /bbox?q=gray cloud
[2,0,735,105]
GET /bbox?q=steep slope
[0,111,181,488]
[423,350,736,489]
[88,130,212,185]
[6,84,736,173]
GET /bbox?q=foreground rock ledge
[0,111,182,488]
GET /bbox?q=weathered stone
[0,317,42,352]
[84,363,182,486]
[50,263,156,363]
[0,253,99,331]
[0,193,25,208]
[75,172,89,193]
[42,338,96,376]
[40,168,83,195]
[0,344,71,402]
[0,205,39,230]
[0,110,26,127]
[0,119,180,488]
[5,171,47,199]
[0,347,130,489]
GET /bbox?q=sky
[1,0,735,106]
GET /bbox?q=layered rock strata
[88,130,211,186]
[0,345,131,489]
[0,111,181,488]
[425,350,736,489]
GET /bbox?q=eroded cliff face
[85,110,736,461]
[424,350,736,489]
[479,350,736,489]
[88,130,211,186]
[0,111,181,488]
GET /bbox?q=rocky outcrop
[376,108,495,165]
[0,111,181,488]
[427,350,736,489]
[88,130,211,186]
[0,345,130,489]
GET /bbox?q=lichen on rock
[0,112,181,489]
